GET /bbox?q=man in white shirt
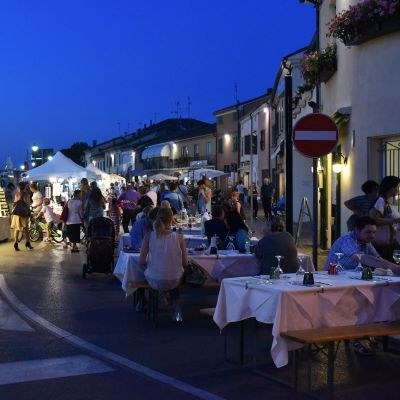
[29,182,43,215]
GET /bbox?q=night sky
[0,0,315,168]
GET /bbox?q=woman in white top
[139,207,187,321]
[66,189,83,253]
[370,175,400,261]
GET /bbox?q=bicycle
[29,217,64,243]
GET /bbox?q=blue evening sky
[0,0,315,168]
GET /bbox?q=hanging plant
[300,45,337,87]
[327,0,400,45]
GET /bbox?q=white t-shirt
[66,199,83,225]
[32,191,43,211]
[41,204,57,223]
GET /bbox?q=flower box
[343,16,400,46]
[319,64,337,83]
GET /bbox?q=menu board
[0,187,10,217]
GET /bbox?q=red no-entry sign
[293,113,338,158]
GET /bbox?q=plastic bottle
[245,237,251,254]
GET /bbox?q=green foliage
[61,142,90,166]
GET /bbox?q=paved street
[1,234,400,400]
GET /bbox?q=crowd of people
[8,174,400,328]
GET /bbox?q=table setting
[213,266,400,368]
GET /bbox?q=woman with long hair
[10,182,33,251]
[139,207,187,321]
[84,181,105,223]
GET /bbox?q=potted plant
[300,45,337,87]
[327,0,400,46]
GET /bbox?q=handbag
[60,203,69,222]
[183,261,207,287]
[12,199,31,217]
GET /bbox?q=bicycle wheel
[51,228,64,243]
[29,226,42,242]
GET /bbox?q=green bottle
[361,266,373,281]
[270,266,277,279]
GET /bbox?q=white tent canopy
[25,151,98,182]
[86,164,126,185]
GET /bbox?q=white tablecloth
[113,252,145,296]
[190,251,260,282]
[114,250,261,292]
[213,272,400,368]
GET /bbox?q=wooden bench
[281,321,400,394]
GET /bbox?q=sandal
[352,340,375,355]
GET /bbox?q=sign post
[293,113,338,270]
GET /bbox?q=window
[232,112,238,121]
[244,135,257,154]
[233,135,238,152]
[218,138,223,154]
[194,144,199,157]
[206,142,212,159]
[181,146,189,158]
[260,129,265,151]
[217,116,224,125]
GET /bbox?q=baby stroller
[82,217,115,279]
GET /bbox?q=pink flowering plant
[327,0,400,43]
[300,45,337,87]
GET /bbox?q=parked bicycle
[29,216,64,243]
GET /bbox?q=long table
[113,250,261,295]
[213,272,400,368]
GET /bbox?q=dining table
[114,249,262,294]
[213,271,400,368]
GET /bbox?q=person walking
[197,179,211,214]
[251,183,259,219]
[84,182,106,224]
[117,184,140,233]
[66,189,83,253]
[10,182,33,251]
[260,178,275,220]
[29,182,43,216]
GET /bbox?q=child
[108,197,121,240]
[37,198,58,242]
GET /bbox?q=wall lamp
[332,152,347,174]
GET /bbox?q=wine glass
[354,253,364,274]
[296,255,306,283]
[393,250,400,264]
[275,255,284,278]
[334,252,344,274]
[226,236,236,253]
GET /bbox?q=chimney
[92,140,97,147]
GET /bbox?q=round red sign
[293,113,338,158]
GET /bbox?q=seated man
[254,216,299,274]
[324,215,400,355]
[204,205,228,249]
[324,215,400,273]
